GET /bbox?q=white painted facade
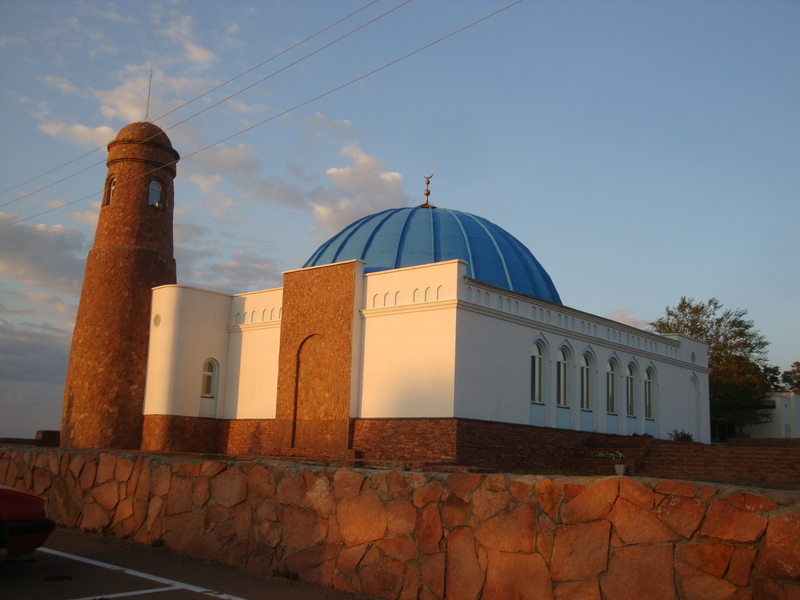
[144,259,711,443]
[743,393,800,439]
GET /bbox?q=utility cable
[1,0,523,229]
[0,0,383,201]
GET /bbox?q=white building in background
[743,393,800,439]
[143,204,711,446]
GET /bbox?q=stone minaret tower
[61,122,179,449]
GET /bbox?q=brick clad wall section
[352,419,458,463]
[3,445,799,600]
[275,262,360,451]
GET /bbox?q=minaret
[61,122,179,449]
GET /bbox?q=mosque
[61,122,711,465]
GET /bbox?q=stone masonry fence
[2,445,799,600]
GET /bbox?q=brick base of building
[141,414,640,468]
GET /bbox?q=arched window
[644,370,652,418]
[556,349,568,407]
[531,343,544,404]
[148,180,163,208]
[201,360,217,397]
[580,354,591,410]
[200,359,219,418]
[626,365,636,416]
[606,361,616,414]
[105,178,115,205]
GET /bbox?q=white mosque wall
[225,288,283,420]
[451,280,712,443]
[358,262,462,418]
[144,286,232,418]
[143,260,710,444]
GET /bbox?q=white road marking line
[39,547,250,600]
[67,586,177,600]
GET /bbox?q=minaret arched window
[105,178,115,205]
[148,180,163,209]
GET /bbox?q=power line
[0,0,383,201]
[1,0,523,229]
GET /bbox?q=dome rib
[302,206,561,304]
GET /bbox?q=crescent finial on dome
[420,170,436,208]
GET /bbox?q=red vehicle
[0,485,55,558]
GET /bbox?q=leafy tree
[783,361,800,393]
[649,297,773,439]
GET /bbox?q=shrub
[667,429,695,442]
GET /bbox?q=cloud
[182,251,282,293]
[608,309,650,331]
[304,112,352,137]
[0,320,69,438]
[38,122,116,147]
[161,10,218,71]
[312,144,408,234]
[40,76,86,96]
[0,213,87,296]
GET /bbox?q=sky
[0,1,798,438]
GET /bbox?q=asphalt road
[0,528,377,600]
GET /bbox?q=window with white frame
[626,364,636,416]
[606,361,616,414]
[580,354,591,410]
[201,360,217,398]
[645,368,654,419]
[556,349,568,407]
[531,343,543,404]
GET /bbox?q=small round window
[148,180,163,209]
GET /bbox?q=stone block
[754,512,800,579]
[483,550,553,600]
[535,479,563,522]
[446,472,483,501]
[413,481,443,508]
[727,547,757,586]
[338,490,387,547]
[387,499,417,534]
[701,501,767,543]
[619,476,655,509]
[550,520,610,581]
[555,580,601,600]
[601,545,674,600]
[724,493,776,512]
[377,534,418,562]
[470,489,511,524]
[654,494,707,538]
[210,467,248,508]
[608,497,679,544]
[675,559,737,600]
[420,552,445,598]
[446,528,484,600]
[561,477,618,524]
[333,468,365,499]
[416,502,443,554]
[676,541,734,577]
[475,502,537,553]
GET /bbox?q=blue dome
[304,206,562,304]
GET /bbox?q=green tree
[783,361,800,393]
[649,297,773,438]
